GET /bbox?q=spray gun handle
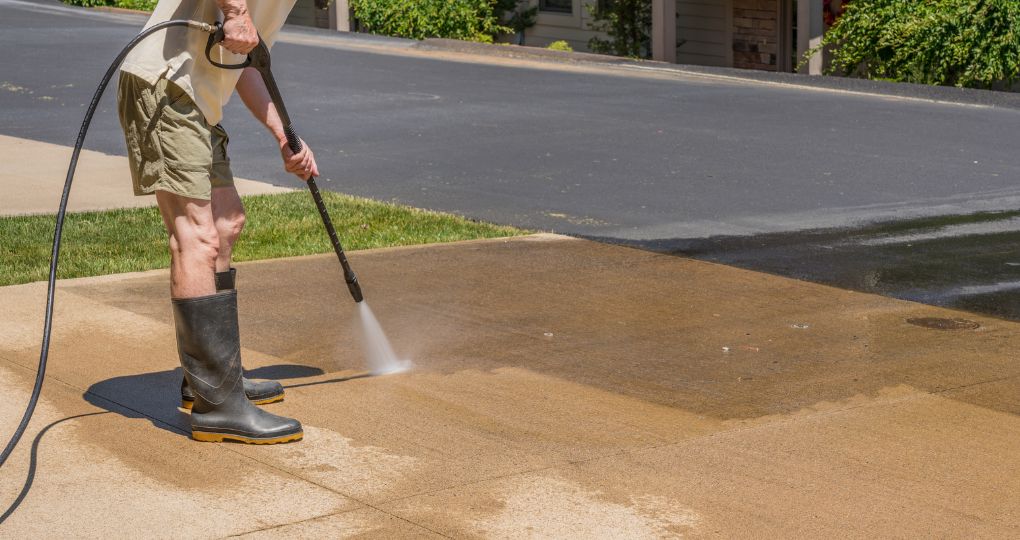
[204,22,255,70]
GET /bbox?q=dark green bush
[62,0,156,10]
[493,0,537,37]
[350,0,509,42]
[812,0,1020,88]
[588,0,652,58]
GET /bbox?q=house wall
[526,0,731,66]
[287,0,330,29]
[677,0,731,67]
[524,0,600,51]
[732,0,779,70]
[288,0,757,72]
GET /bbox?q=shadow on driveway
[82,364,327,438]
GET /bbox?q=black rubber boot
[180,268,285,410]
[214,267,237,291]
[172,291,303,444]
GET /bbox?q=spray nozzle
[346,274,364,303]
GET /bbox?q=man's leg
[155,191,218,298]
[181,185,286,408]
[120,74,298,443]
[211,186,245,273]
[157,188,301,444]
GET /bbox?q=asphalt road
[6,0,1020,319]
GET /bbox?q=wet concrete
[600,210,1020,323]
[2,235,1020,535]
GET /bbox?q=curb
[90,5,149,16]
[415,38,1020,110]
[668,64,1020,109]
[414,38,659,67]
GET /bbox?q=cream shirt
[121,0,297,125]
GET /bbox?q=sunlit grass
[0,191,525,286]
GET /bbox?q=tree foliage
[62,0,156,9]
[350,0,510,43]
[812,0,1020,88]
[588,0,652,58]
[493,0,538,35]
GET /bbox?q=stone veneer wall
[287,0,332,29]
[732,0,779,71]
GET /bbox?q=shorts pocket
[117,73,161,164]
[163,78,191,108]
[157,87,212,173]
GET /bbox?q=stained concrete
[0,134,292,216]
[1,234,1019,536]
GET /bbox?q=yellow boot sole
[191,430,303,444]
[180,393,285,411]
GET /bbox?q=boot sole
[191,430,303,444]
[180,394,285,410]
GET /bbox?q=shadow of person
[244,364,324,381]
[83,368,191,437]
[83,364,328,439]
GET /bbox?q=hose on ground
[0,19,217,469]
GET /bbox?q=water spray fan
[207,26,364,304]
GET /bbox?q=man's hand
[280,138,319,181]
[219,2,258,55]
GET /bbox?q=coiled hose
[0,19,218,469]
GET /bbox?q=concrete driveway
[0,235,1018,536]
[2,3,1020,535]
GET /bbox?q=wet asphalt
[3,0,1020,320]
[617,211,1020,321]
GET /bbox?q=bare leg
[155,190,219,298]
[211,186,246,272]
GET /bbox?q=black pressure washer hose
[0,20,362,469]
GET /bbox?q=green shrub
[350,0,510,42]
[588,0,652,58]
[62,0,156,10]
[117,0,157,9]
[494,0,537,36]
[547,40,573,52]
[62,0,111,6]
[810,0,1020,88]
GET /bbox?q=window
[540,0,572,14]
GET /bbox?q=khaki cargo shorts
[117,72,233,200]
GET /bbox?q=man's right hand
[280,137,319,181]
[219,2,259,55]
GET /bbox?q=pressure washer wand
[207,30,364,303]
[303,174,364,303]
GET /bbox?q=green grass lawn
[0,191,524,286]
